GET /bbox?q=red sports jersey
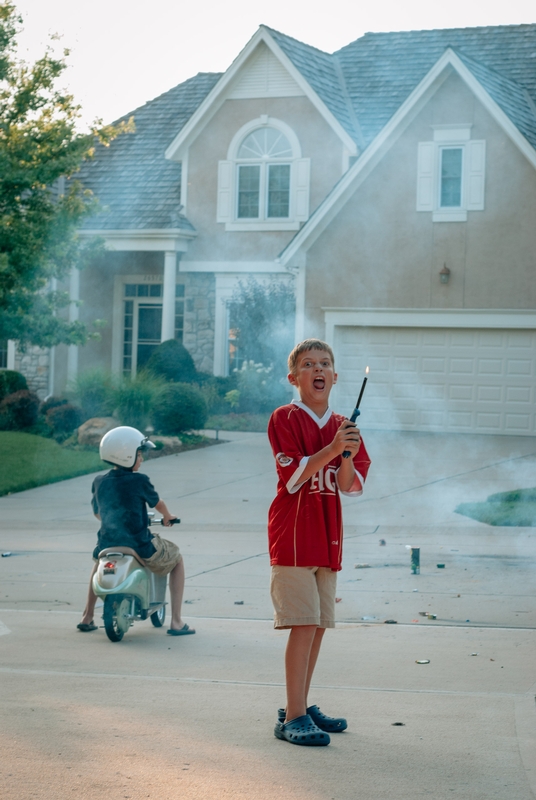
[267,401,371,571]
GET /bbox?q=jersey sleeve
[268,408,309,494]
[337,437,372,496]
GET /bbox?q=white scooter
[93,514,179,642]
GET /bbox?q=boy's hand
[162,514,178,527]
[333,419,361,457]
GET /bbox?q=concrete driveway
[0,429,535,799]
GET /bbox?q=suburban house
[6,23,536,435]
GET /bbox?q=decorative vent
[228,43,304,99]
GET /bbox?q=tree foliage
[229,277,296,377]
[0,3,132,346]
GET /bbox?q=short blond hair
[288,339,335,374]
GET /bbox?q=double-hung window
[236,128,292,220]
[417,126,485,221]
[217,117,310,231]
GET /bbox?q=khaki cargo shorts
[143,533,182,576]
[270,565,337,629]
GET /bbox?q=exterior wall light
[439,263,450,284]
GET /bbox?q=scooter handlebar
[150,517,181,525]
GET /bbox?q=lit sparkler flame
[365,366,369,375]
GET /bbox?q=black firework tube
[342,375,368,458]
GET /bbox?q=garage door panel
[422,331,447,346]
[366,330,392,345]
[392,383,419,399]
[506,386,531,403]
[507,359,533,376]
[395,331,420,345]
[421,357,447,373]
[449,385,474,401]
[477,359,503,375]
[450,331,477,346]
[449,358,474,374]
[394,357,418,372]
[505,414,531,430]
[477,385,502,402]
[476,412,502,430]
[508,332,532,348]
[448,411,474,428]
[334,326,536,436]
[477,331,503,347]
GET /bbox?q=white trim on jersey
[291,399,333,429]
[286,455,309,494]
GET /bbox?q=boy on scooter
[77,426,195,637]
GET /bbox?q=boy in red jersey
[268,339,371,746]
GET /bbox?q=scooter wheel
[150,605,166,628]
[103,594,130,642]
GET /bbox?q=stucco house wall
[302,71,536,335]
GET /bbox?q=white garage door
[334,327,536,435]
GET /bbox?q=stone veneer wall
[15,345,50,399]
[182,273,216,374]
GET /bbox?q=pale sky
[13,0,536,129]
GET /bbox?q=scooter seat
[98,547,147,567]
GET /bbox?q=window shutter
[217,160,232,222]
[416,142,435,211]
[294,158,310,221]
[466,140,486,211]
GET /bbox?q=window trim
[217,116,310,231]
[416,125,485,222]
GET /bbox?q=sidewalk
[0,430,535,799]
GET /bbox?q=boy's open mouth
[313,377,325,390]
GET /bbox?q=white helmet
[99,426,155,468]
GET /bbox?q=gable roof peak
[259,24,332,57]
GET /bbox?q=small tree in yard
[228,277,296,375]
[0,3,131,348]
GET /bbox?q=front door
[136,304,162,369]
[122,281,185,377]
[123,283,163,376]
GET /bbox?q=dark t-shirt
[91,469,159,559]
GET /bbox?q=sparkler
[342,366,369,458]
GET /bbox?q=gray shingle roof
[335,25,536,145]
[453,48,536,150]
[262,26,361,145]
[78,72,222,231]
[78,24,536,234]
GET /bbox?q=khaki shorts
[143,534,182,576]
[270,565,337,629]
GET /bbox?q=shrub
[152,382,208,434]
[46,403,85,436]
[40,396,68,417]
[198,374,238,415]
[0,370,27,402]
[235,360,291,413]
[0,390,40,430]
[146,339,197,383]
[71,368,114,418]
[111,372,165,430]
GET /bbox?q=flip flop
[77,622,98,632]
[167,623,196,636]
[278,705,347,732]
[274,714,330,746]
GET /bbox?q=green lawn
[0,432,105,496]
[456,488,536,526]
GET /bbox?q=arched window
[217,117,310,231]
[237,128,292,219]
